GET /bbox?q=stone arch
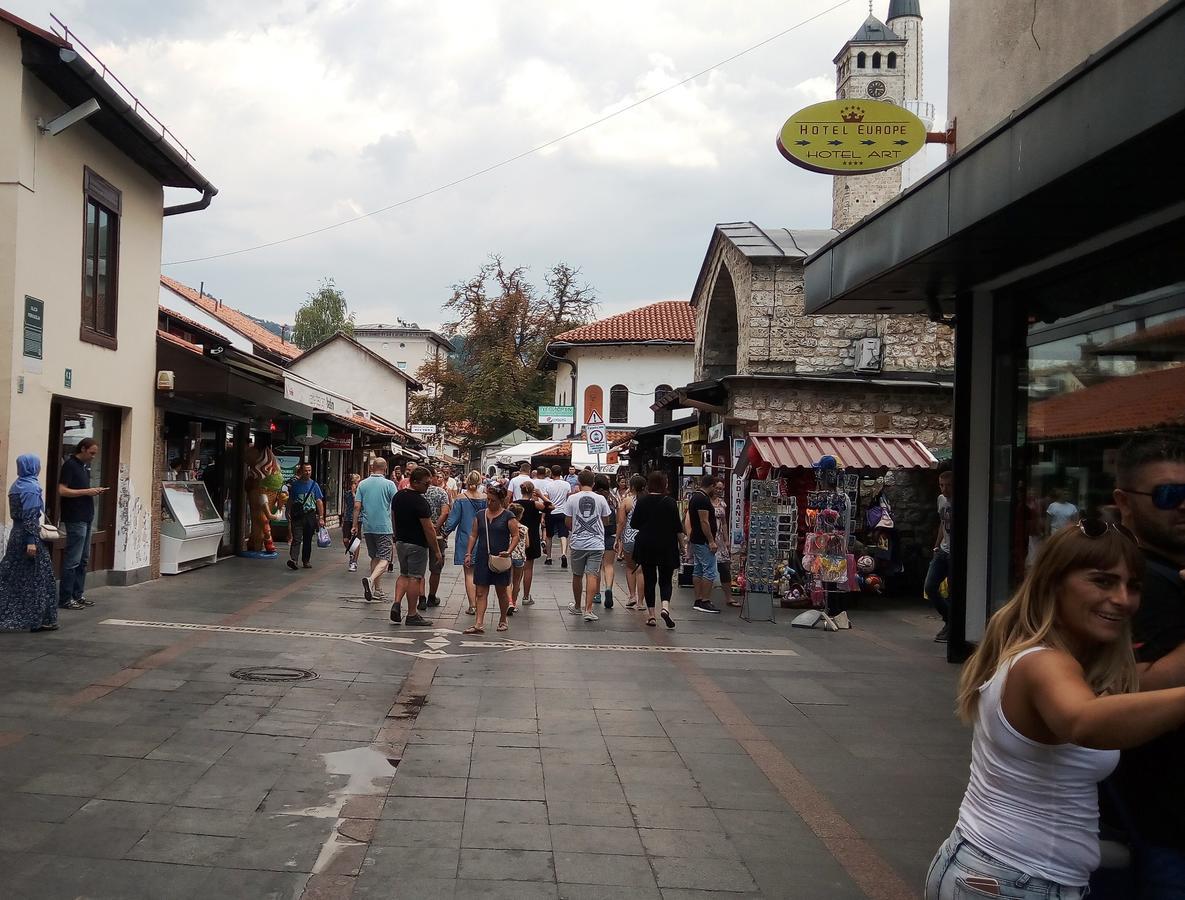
[699,262,739,381]
[887,51,897,69]
[857,51,866,68]
[872,51,882,69]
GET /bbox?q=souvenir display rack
[741,477,797,622]
[794,467,857,631]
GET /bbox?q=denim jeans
[59,520,92,604]
[925,548,951,622]
[926,828,1088,899]
[691,542,717,582]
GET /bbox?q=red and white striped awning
[741,433,937,472]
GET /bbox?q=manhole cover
[230,666,318,683]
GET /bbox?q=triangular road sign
[585,410,604,426]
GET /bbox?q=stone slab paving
[0,539,966,899]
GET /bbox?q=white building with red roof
[542,300,695,442]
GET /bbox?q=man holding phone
[57,438,107,610]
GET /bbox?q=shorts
[691,542,717,583]
[512,557,526,569]
[570,548,604,577]
[396,541,429,579]
[430,538,445,574]
[548,514,569,539]
[364,533,393,562]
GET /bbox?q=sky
[12,0,950,328]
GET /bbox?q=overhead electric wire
[162,0,855,267]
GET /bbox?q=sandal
[463,626,484,635]
[625,601,640,610]
[496,622,509,632]
[466,607,476,615]
[727,600,743,608]
[646,617,656,627]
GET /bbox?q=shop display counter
[160,480,224,575]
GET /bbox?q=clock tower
[830,2,925,231]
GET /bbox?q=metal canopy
[740,433,937,472]
[803,0,1185,315]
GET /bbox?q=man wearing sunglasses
[1102,433,1185,898]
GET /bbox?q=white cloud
[8,0,950,327]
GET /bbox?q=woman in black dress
[511,481,545,611]
[464,484,519,634]
[629,470,683,628]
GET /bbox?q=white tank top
[956,646,1119,887]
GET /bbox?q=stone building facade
[683,222,954,553]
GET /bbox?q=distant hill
[247,314,286,339]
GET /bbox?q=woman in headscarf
[0,455,59,632]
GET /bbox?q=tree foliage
[410,257,597,447]
[292,277,354,350]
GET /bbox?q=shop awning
[739,433,937,472]
[493,440,567,464]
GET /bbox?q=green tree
[412,257,597,446]
[292,277,354,350]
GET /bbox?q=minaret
[830,9,908,231]
[886,0,931,187]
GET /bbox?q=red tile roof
[746,433,937,470]
[1028,365,1185,440]
[324,411,399,438]
[551,301,694,344]
[535,432,634,458]
[161,276,300,361]
[156,328,202,355]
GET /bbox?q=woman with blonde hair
[442,470,487,615]
[927,521,1185,899]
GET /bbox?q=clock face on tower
[866,80,886,99]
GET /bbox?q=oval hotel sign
[777,100,926,175]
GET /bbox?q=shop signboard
[708,422,725,444]
[538,405,575,424]
[730,437,747,549]
[322,431,354,450]
[283,375,346,413]
[777,99,926,175]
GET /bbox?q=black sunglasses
[1122,483,1185,511]
[1079,518,1137,542]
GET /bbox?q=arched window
[856,51,866,69]
[654,385,673,425]
[609,385,629,424]
[887,51,897,69]
[872,52,881,69]
[583,385,603,423]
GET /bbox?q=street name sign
[777,99,926,175]
[410,424,437,434]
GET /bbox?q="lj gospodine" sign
[777,100,926,175]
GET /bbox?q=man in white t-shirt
[1046,489,1080,534]
[542,465,574,567]
[509,462,532,501]
[563,470,611,621]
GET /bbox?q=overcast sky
[13,0,949,327]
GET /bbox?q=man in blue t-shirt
[285,463,325,571]
[57,438,108,610]
[354,458,397,602]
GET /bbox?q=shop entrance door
[47,401,121,573]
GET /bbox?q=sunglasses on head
[1079,518,1137,542]
[1123,483,1185,511]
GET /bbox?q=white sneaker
[567,602,582,616]
[348,561,358,573]
[583,610,599,622]
[522,596,535,606]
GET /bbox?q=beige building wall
[1,33,164,580]
[949,0,1166,148]
[287,339,411,429]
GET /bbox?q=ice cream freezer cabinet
[159,480,224,575]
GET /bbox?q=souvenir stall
[732,433,938,629]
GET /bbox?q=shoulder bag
[39,515,62,542]
[486,512,513,573]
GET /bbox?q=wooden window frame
[80,167,121,350]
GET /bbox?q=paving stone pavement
[0,541,968,899]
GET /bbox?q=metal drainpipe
[544,347,577,439]
[164,187,218,217]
